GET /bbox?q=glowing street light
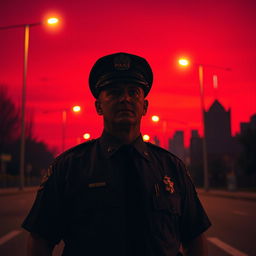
[72,105,81,113]
[178,58,190,67]
[47,17,59,25]
[152,115,160,122]
[143,134,150,142]
[83,133,91,140]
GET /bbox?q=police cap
[89,52,153,98]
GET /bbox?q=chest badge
[163,175,175,194]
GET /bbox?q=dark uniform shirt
[22,131,211,256]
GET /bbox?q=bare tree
[0,85,20,153]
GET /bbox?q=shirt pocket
[152,190,181,216]
[151,190,182,243]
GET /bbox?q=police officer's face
[95,83,148,127]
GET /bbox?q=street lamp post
[0,18,59,190]
[178,60,209,191]
[20,24,30,190]
[43,105,81,153]
[62,105,81,152]
[151,115,167,148]
[178,58,231,191]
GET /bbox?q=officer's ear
[142,99,148,116]
[95,100,103,115]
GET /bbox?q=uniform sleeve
[178,162,211,243]
[22,163,65,245]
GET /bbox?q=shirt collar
[99,130,150,161]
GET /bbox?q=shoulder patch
[38,167,53,191]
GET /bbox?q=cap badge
[114,54,131,70]
[163,175,175,194]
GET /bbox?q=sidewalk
[197,188,256,201]
[0,186,37,196]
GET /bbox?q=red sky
[0,0,255,153]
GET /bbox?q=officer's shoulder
[146,142,175,156]
[53,139,97,164]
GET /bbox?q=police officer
[22,52,211,256]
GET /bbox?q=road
[0,192,255,256]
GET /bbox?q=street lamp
[43,105,81,153]
[72,105,81,112]
[0,17,60,190]
[62,106,81,152]
[151,115,160,122]
[178,57,231,191]
[151,115,168,148]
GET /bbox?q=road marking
[233,210,249,216]
[208,237,248,256]
[0,230,22,246]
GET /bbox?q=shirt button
[144,151,149,156]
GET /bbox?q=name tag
[88,182,107,188]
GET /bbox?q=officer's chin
[114,117,137,126]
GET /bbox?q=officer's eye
[128,88,141,97]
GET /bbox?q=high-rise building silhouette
[203,100,240,187]
[204,100,233,154]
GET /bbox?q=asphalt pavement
[1,187,255,255]
[1,186,256,201]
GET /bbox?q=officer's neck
[104,125,141,144]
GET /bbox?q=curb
[197,189,256,202]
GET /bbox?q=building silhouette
[236,113,256,187]
[189,130,203,187]
[240,114,256,133]
[204,100,233,155]
[204,100,240,187]
[168,131,185,161]
[204,100,234,187]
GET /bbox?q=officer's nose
[119,89,132,102]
